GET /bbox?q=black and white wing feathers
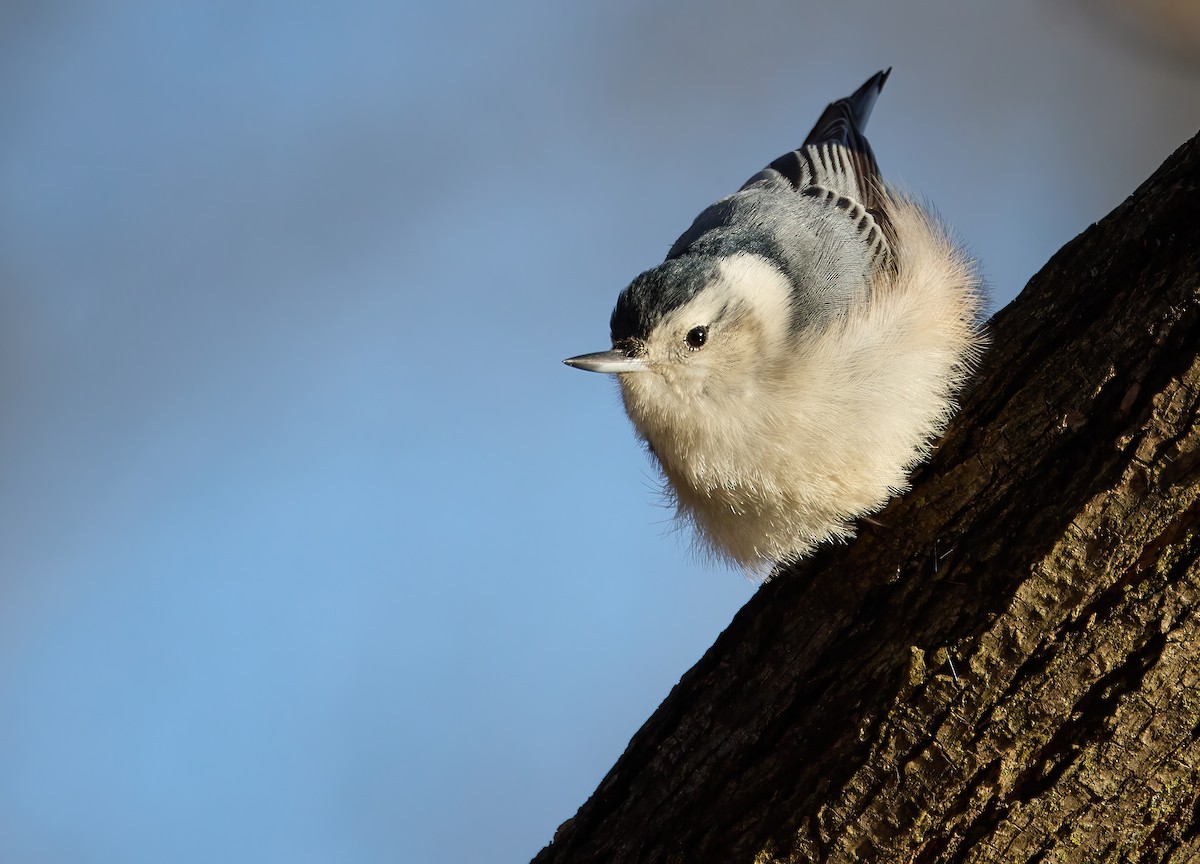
[749,69,895,269]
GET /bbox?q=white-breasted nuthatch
[565,70,984,571]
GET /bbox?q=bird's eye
[685,326,708,350]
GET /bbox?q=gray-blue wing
[742,70,894,269]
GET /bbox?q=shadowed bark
[533,130,1200,864]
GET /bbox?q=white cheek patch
[646,252,794,362]
[715,253,794,344]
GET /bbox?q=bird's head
[565,252,798,427]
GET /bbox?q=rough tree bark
[533,131,1200,864]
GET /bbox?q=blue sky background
[1,2,1198,862]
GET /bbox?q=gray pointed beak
[563,350,648,374]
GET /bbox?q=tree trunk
[533,131,1200,864]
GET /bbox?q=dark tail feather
[804,67,891,148]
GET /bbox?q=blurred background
[1,1,1198,862]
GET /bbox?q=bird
[564,70,985,573]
